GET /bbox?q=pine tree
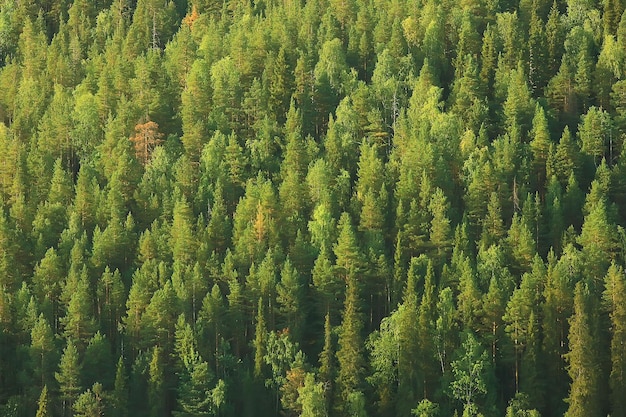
[604,0,624,36]
[141,280,178,350]
[507,213,536,274]
[530,104,551,188]
[226,269,245,357]
[61,271,96,347]
[579,107,612,167]
[277,259,305,343]
[174,316,226,416]
[30,314,57,390]
[542,249,576,415]
[548,127,579,185]
[129,120,164,166]
[73,383,106,417]
[73,164,97,233]
[82,332,114,390]
[32,247,64,324]
[417,261,438,398]
[170,196,197,266]
[564,282,603,417]
[56,339,82,415]
[254,299,267,379]
[205,183,231,256]
[334,212,365,283]
[319,312,335,391]
[367,309,399,415]
[577,199,616,285]
[197,284,225,366]
[148,346,165,417]
[429,187,452,264]
[210,56,243,133]
[480,192,505,250]
[503,64,535,135]
[111,357,129,417]
[97,267,125,343]
[335,274,365,409]
[479,23,497,89]
[35,385,50,417]
[604,263,626,417]
[528,5,548,92]
[503,268,541,393]
[457,255,482,330]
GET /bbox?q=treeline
[1,0,626,416]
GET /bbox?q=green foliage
[336,273,365,408]
[298,373,327,417]
[73,383,106,417]
[449,332,490,412]
[30,314,57,391]
[55,339,82,411]
[564,283,603,417]
[174,318,226,417]
[412,399,440,417]
[3,1,626,416]
[35,385,50,417]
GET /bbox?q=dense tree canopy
[1,0,626,416]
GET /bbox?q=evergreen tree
[111,357,129,417]
[82,332,114,390]
[335,273,365,412]
[480,192,505,250]
[564,282,603,417]
[148,346,165,417]
[35,385,50,417]
[171,196,197,266]
[334,212,365,283]
[577,199,616,285]
[277,259,305,343]
[61,272,96,347]
[530,104,551,188]
[579,107,613,167]
[4,0,626,414]
[319,312,336,393]
[528,5,549,92]
[604,263,626,417]
[254,299,267,379]
[30,314,57,391]
[55,339,82,415]
[73,383,106,417]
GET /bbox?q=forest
[1,0,626,415]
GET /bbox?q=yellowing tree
[130,120,163,165]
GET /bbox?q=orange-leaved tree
[130,120,163,165]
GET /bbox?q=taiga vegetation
[1,0,626,416]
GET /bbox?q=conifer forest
[4,0,626,415]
